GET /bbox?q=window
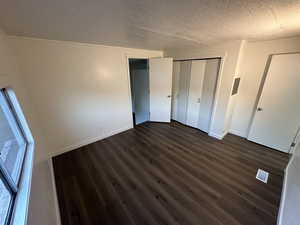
[0,89,27,225]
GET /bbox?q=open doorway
[129,59,150,126]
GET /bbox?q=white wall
[223,41,246,133]
[0,29,57,225]
[226,37,300,224]
[8,36,162,156]
[230,37,300,137]
[7,32,300,225]
[2,35,162,225]
[165,40,244,138]
[278,144,300,225]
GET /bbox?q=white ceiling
[0,0,300,50]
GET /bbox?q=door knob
[257,107,263,111]
[197,98,201,103]
[167,95,172,98]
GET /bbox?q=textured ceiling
[0,0,300,50]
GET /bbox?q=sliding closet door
[186,61,206,128]
[176,61,191,124]
[171,62,180,120]
[174,59,219,132]
[198,59,220,132]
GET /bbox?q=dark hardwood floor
[53,121,289,225]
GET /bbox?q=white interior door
[149,58,173,122]
[186,60,206,128]
[248,54,300,153]
[171,62,180,120]
[176,61,191,124]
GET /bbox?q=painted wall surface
[279,144,300,225]
[0,29,57,225]
[8,36,162,156]
[165,40,243,138]
[4,35,161,225]
[230,37,300,137]
[223,41,245,133]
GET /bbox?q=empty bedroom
[0,1,299,225]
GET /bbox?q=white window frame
[0,88,34,225]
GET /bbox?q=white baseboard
[48,125,133,158]
[277,154,295,225]
[48,158,61,225]
[49,125,133,158]
[209,131,227,140]
[228,128,247,138]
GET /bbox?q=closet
[171,58,220,133]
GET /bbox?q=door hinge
[291,142,296,147]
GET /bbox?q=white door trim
[125,54,151,127]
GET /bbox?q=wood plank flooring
[53,122,290,225]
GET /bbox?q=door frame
[247,52,300,153]
[125,54,152,127]
[173,57,223,136]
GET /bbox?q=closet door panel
[198,59,220,132]
[171,62,180,120]
[176,61,191,124]
[186,60,206,128]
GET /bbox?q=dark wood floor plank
[131,125,277,223]
[137,124,282,205]
[152,123,284,198]
[53,121,289,225]
[105,136,227,225]
[101,139,199,225]
[115,128,272,225]
[135,125,279,215]
[97,139,184,225]
[156,123,286,176]
[110,132,242,225]
[88,143,159,225]
[74,148,133,225]
[54,154,94,225]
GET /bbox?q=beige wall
[3,35,162,225]
[6,30,300,225]
[8,36,163,156]
[0,29,57,225]
[165,40,244,138]
[230,37,300,137]
[278,144,300,225]
[228,37,300,225]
